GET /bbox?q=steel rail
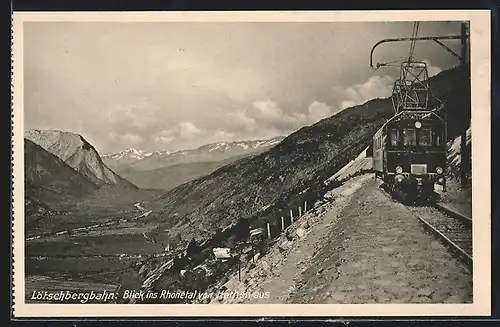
[412,210,472,271]
[434,202,472,227]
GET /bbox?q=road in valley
[26,203,152,241]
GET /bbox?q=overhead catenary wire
[376,21,421,69]
[407,22,420,62]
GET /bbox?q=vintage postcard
[11,10,491,317]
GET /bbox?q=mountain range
[101,148,154,166]
[102,136,285,172]
[101,136,285,190]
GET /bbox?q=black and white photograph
[12,11,491,317]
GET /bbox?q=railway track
[378,183,472,270]
[407,203,472,271]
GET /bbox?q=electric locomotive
[373,110,447,203]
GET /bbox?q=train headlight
[395,175,404,183]
[396,166,403,174]
[436,166,443,174]
[415,121,422,129]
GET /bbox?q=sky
[24,21,465,154]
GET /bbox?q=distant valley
[101,136,285,190]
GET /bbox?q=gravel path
[289,179,472,304]
[209,174,472,304]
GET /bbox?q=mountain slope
[25,129,136,189]
[119,153,255,191]
[145,65,470,244]
[116,136,285,172]
[25,195,53,216]
[148,98,392,241]
[24,139,99,206]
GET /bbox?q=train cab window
[403,128,416,145]
[419,128,432,146]
[390,129,399,146]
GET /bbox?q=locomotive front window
[403,128,416,145]
[419,128,432,146]
[390,129,399,146]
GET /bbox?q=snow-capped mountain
[201,138,284,153]
[104,136,286,172]
[101,148,160,170]
[102,148,154,160]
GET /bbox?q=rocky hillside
[144,65,470,245]
[24,139,99,208]
[25,129,136,188]
[114,136,285,172]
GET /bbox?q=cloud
[307,101,333,121]
[220,99,335,142]
[107,97,167,134]
[332,61,442,112]
[150,122,204,147]
[152,130,175,144]
[423,60,442,77]
[246,100,284,124]
[150,122,236,150]
[213,129,235,140]
[334,74,395,110]
[153,135,174,144]
[250,99,334,127]
[109,131,143,145]
[178,122,204,139]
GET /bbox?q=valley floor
[206,174,472,304]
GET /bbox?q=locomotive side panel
[372,127,385,175]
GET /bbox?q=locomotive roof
[373,109,445,138]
